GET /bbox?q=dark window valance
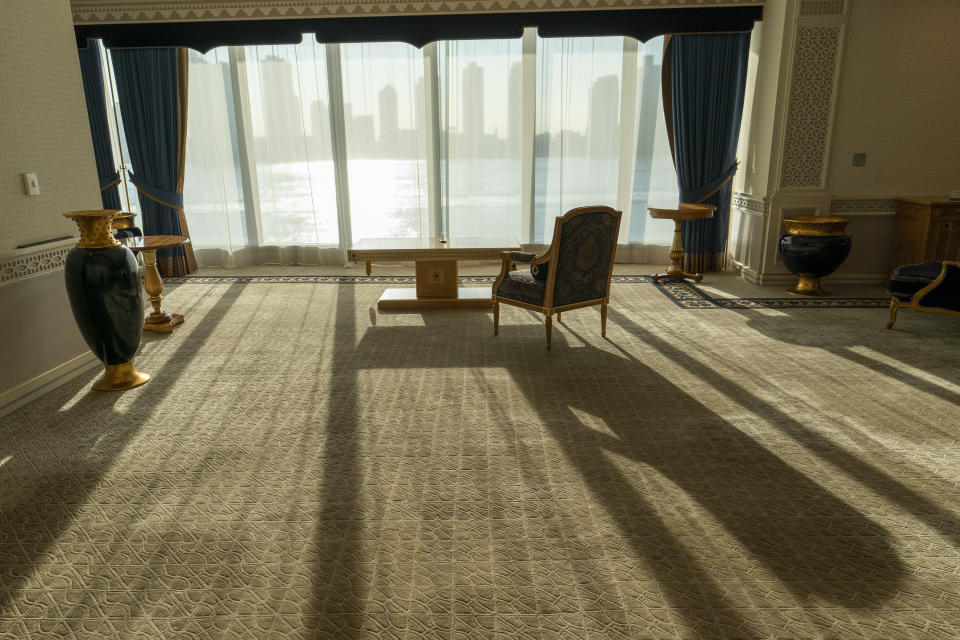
[76,6,762,52]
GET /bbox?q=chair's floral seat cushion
[888,261,942,301]
[553,212,618,307]
[497,270,546,306]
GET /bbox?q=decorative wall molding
[799,0,844,17]
[0,352,98,419]
[733,191,769,216]
[779,24,841,189]
[829,198,897,215]
[0,238,77,289]
[71,0,764,23]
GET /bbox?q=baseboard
[729,261,888,287]
[728,260,763,285]
[0,352,99,418]
[757,272,888,286]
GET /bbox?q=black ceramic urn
[111,212,143,240]
[63,210,149,390]
[778,216,852,296]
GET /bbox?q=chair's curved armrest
[502,251,536,263]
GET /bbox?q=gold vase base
[93,361,150,391]
[144,313,184,334]
[787,277,828,297]
[652,270,703,284]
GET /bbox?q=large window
[438,38,524,240]
[341,43,430,241]
[106,31,678,265]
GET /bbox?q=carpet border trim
[165,274,890,310]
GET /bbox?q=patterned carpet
[2,280,959,639]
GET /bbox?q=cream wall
[0,0,102,414]
[828,0,960,197]
[731,0,959,284]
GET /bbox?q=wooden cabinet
[890,197,960,274]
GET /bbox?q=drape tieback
[681,161,739,205]
[99,171,121,192]
[130,173,184,210]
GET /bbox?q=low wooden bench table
[349,237,520,310]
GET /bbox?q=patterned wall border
[779,24,841,189]
[799,0,844,17]
[71,0,763,23]
[829,198,897,215]
[0,241,75,289]
[733,192,769,215]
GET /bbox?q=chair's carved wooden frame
[888,260,960,329]
[492,206,622,349]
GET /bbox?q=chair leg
[493,298,500,335]
[601,302,608,337]
[887,298,899,329]
[545,315,552,350]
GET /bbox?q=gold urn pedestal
[787,276,829,297]
[93,361,150,391]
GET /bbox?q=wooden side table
[648,203,717,283]
[119,235,190,333]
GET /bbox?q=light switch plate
[21,172,40,195]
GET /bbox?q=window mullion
[520,28,538,246]
[227,46,264,247]
[325,43,352,251]
[423,42,443,239]
[616,37,639,243]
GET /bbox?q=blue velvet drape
[77,41,123,211]
[667,33,750,273]
[112,48,196,275]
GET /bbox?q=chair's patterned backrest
[550,208,620,308]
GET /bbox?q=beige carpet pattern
[2,280,959,639]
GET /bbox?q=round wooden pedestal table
[648,203,717,283]
[119,235,190,334]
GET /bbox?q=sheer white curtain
[184,48,245,264]
[628,37,678,245]
[175,34,682,267]
[340,43,430,242]
[184,42,342,267]
[438,39,523,241]
[533,36,623,244]
[245,43,339,249]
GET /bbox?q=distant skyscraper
[588,75,620,157]
[508,62,522,144]
[462,62,484,138]
[378,84,399,153]
[260,55,303,161]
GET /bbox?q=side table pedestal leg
[141,249,184,334]
[651,219,703,283]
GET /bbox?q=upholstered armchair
[492,206,622,349]
[887,260,960,329]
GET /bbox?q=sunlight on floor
[848,344,960,394]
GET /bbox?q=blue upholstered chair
[492,206,622,349]
[887,260,960,329]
